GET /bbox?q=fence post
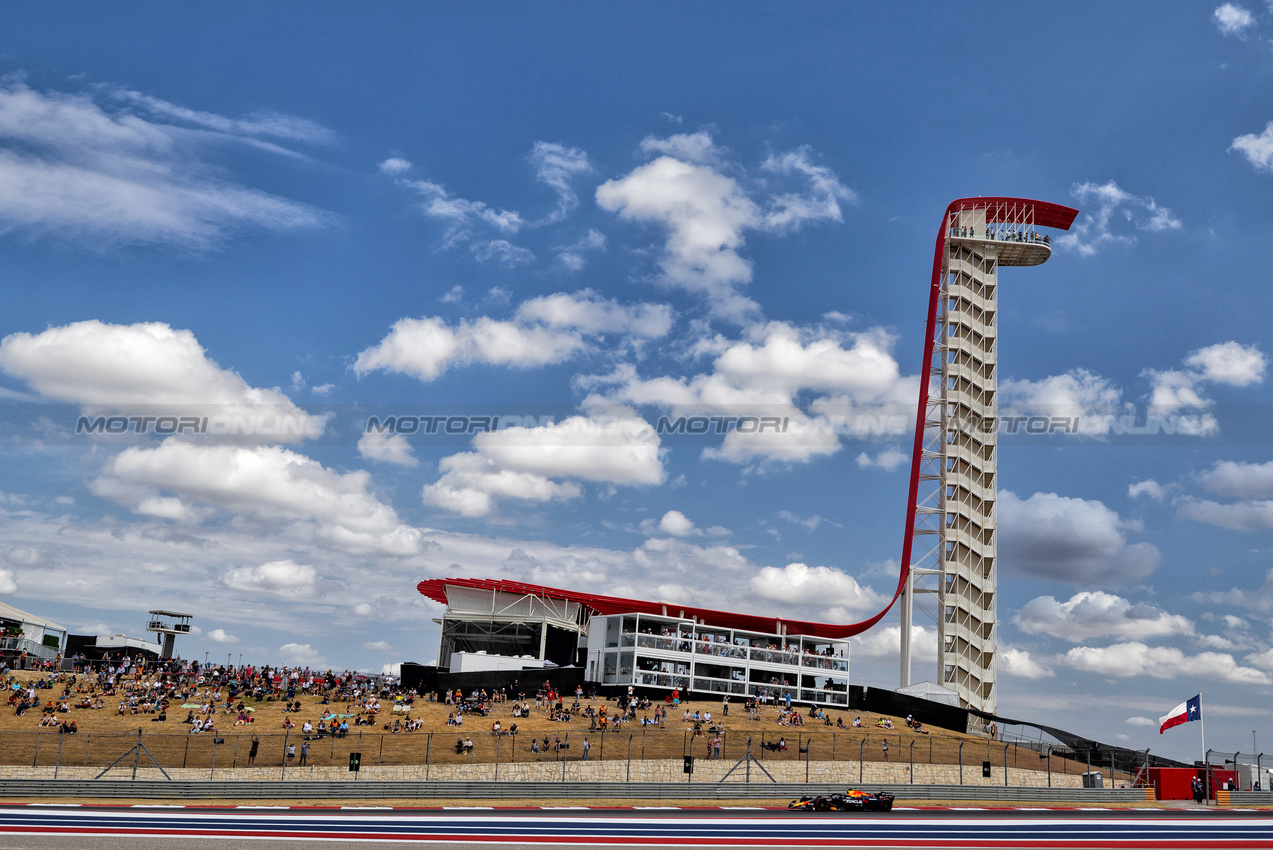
[958,740,964,785]
[805,738,811,783]
[1206,748,1212,803]
[379,733,384,766]
[859,736,865,783]
[1047,745,1051,787]
[425,733,431,781]
[84,733,90,767]
[132,728,142,780]
[281,729,290,780]
[495,732,500,781]
[909,740,914,784]
[211,737,217,780]
[1003,743,1009,787]
[183,736,189,769]
[32,732,39,768]
[626,734,632,783]
[561,732,568,782]
[54,732,64,780]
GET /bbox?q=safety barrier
[1222,790,1273,807]
[0,778,1152,803]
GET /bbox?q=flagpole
[1200,691,1207,805]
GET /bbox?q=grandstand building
[419,578,849,706]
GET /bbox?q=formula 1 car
[787,789,895,812]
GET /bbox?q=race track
[0,805,1270,848]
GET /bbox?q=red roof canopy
[946,196,1079,230]
[419,577,858,640]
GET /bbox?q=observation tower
[898,198,1077,715]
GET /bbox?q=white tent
[0,601,67,652]
[897,680,962,707]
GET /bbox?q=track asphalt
[0,804,1270,848]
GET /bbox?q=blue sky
[2,2,1273,760]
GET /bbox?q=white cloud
[357,430,419,467]
[362,640,396,653]
[378,157,412,174]
[1178,497,1273,531]
[596,133,851,322]
[1232,121,1273,171]
[1062,641,1271,685]
[748,562,885,614]
[529,141,591,224]
[0,569,16,594]
[1185,341,1267,386]
[639,131,724,165]
[278,642,327,667]
[999,647,1055,679]
[356,292,675,383]
[999,491,1161,587]
[657,510,696,537]
[206,628,239,644]
[714,325,901,397]
[0,82,328,248]
[0,321,326,442]
[1197,459,1273,499]
[1145,343,1264,422]
[855,447,908,471]
[111,89,336,145]
[1178,459,1273,532]
[222,560,320,598]
[597,153,761,321]
[1194,568,1273,613]
[1054,181,1181,256]
[4,547,37,565]
[850,625,936,662]
[422,452,582,517]
[424,413,664,516]
[1125,716,1156,727]
[583,322,913,465]
[555,229,607,271]
[1015,592,1194,641]
[474,413,664,485]
[387,139,588,257]
[515,290,673,338]
[471,238,535,267]
[1000,368,1126,425]
[760,146,854,232]
[398,176,522,247]
[1214,3,1257,36]
[776,510,836,532]
[1128,480,1167,501]
[92,439,426,556]
[355,315,584,381]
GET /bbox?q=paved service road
[0,805,1270,848]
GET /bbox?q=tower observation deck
[898,198,1078,715]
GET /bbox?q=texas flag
[1159,694,1202,734]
